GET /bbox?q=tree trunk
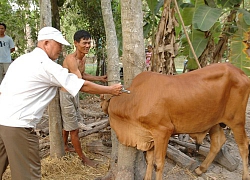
[101,0,120,82]
[39,0,64,158]
[115,0,145,179]
[25,4,35,53]
[95,35,102,77]
[39,0,52,28]
[100,0,120,178]
[100,0,146,179]
[51,0,60,29]
[121,0,145,85]
[48,90,65,157]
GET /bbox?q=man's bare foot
[65,146,75,152]
[81,157,99,168]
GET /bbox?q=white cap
[38,27,70,46]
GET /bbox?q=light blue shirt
[0,35,15,63]
[0,48,84,128]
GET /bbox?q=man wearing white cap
[0,26,122,180]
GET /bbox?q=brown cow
[101,63,250,180]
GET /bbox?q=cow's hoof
[194,167,203,175]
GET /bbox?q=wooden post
[48,90,65,157]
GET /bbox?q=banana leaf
[238,9,250,25]
[230,14,250,76]
[193,5,222,31]
[218,0,242,8]
[146,0,164,15]
[182,7,195,26]
[190,29,208,59]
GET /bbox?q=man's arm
[80,80,121,95]
[10,37,15,53]
[82,73,107,82]
[10,48,15,53]
[81,56,107,82]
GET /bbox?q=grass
[85,64,97,75]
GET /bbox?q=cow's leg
[195,124,226,175]
[153,124,174,180]
[230,124,249,180]
[144,148,154,180]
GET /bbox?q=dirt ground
[2,93,250,180]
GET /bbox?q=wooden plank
[166,144,199,171]
[169,137,239,171]
[86,118,109,128]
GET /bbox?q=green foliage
[143,0,163,42]
[0,0,39,58]
[218,0,242,8]
[146,0,163,15]
[60,0,123,72]
[229,14,250,76]
[210,22,222,44]
[238,9,250,25]
[177,0,207,67]
[182,7,195,25]
[85,64,97,75]
[57,0,65,7]
[111,0,122,56]
[186,29,208,69]
[190,29,208,58]
[4,0,250,76]
[78,91,91,100]
[176,0,250,72]
[206,0,217,8]
[193,5,222,31]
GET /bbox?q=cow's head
[100,94,112,115]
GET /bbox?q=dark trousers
[0,125,41,180]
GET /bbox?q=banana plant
[144,0,164,42]
[229,13,250,75]
[177,0,250,72]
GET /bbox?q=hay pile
[2,134,110,180]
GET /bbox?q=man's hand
[110,83,123,96]
[100,75,107,82]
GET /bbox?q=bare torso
[61,52,86,92]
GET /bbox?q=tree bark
[25,4,35,53]
[51,0,60,29]
[100,0,120,179]
[48,90,65,158]
[121,0,145,86]
[101,0,146,178]
[101,0,120,82]
[114,0,146,179]
[39,0,65,158]
[39,0,52,28]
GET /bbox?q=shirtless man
[60,30,107,167]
